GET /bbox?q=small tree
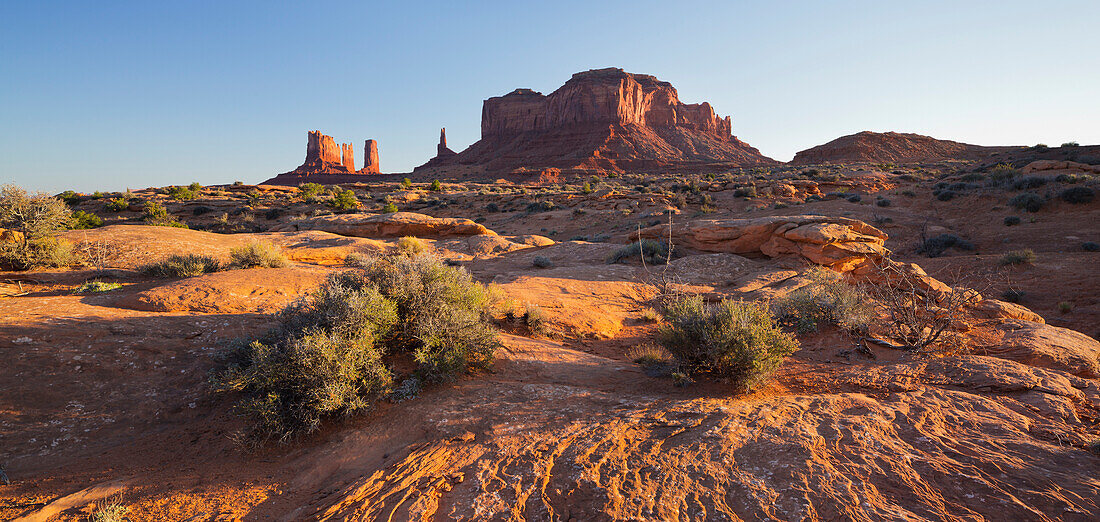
[329,188,360,211]
[0,184,73,268]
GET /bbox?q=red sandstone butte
[415,68,776,175]
[361,139,380,174]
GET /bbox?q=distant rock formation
[415,68,775,176]
[362,139,380,174]
[437,128,456,158]
[264,131,386,185]
[791,131,1012,165]
[288,131,360,174]
[341,143,355,172]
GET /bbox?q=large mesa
[415,67,775,176]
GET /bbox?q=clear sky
[2,1,1098,193]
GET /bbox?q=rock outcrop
[341,143,355,172]
[436,128,455,158]
[274,211,495,239]
[632,215,888,271]
[415,68,775,176]
[792,131,1010,165]
[290,131,355,174]
[361,139,380,174]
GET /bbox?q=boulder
[631,215,888,271]
[276,212,495,239]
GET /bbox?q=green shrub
[70,210,103,229]
[142,201,187,227]
[999,249,1036,266]
[213,257,499,443]
[1058,301,1074,313]
[1009,192,1044,213]
[1003,216,1021,226]
[1061,186,1095,204]
[657,295,798,391]
[401,178,412,189]
[607,239,669,265]
[773,268,874,333]
[380,202,399,213]
[581,182,593,194]
[104,197,129,212]
[1083,242,1100,252]
[429,180,443,192]
[75,281,123,293]
[6,236,75,269]
[230,241,288,268]
[299,182,324,201]
[140,253,221,277]
[328,188,360,211]
[167,184,201,201]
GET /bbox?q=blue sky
[2,1,1098,193]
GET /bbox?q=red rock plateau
[415,68,776,177]
[791,130,1015,165]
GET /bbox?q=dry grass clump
[140,253,221,277]
[212,255,500,444]
[657,295,798,391]
[396,236,427,256]
[999,249,1037,266]
[607,239,669,265]
[229,241,288,268]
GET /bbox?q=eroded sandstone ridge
[792,131,1012,165]
[362,139,380,174]
[415,68,775,175]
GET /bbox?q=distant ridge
[791,131,1015,165]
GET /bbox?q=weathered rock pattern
[1021,159,1100,174]
[275,211,495,239]
[632,215,888,271]
[415,68,775,175]
[792,131,1010,165]
[975,319,1100,378]
[361,139,380,174]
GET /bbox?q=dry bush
[230,241,288,268]
[396,236,427,256]
[0,184,74,269]
[862,260,979,352]
[772,267,875,334]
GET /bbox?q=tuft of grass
[1003,216,1021,226]
[658,295,798,391]
[773,268,874,334]
[74,281,122,293]
[230,241,288,269]
[1083,242,1100,252]
[607,239,669,265]
[91,499,129,522]
[140,253,221,277]
[1058,301,1074,313]
[999,249,1036,266]
[627,343,675,377]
